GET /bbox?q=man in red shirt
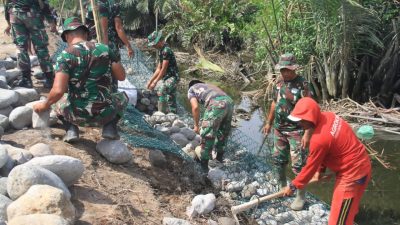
[282,97,371,225]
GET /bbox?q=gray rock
[13,88,40,106]
[0,156,15,176]
[166,113,178,123]
[140,98,151,106]
[4,69,21,83]
[0,145,8,169]
[7,165,71,200]
[241,181,259,198]
[0,178,8,197]
[150,96,158,105]
[0,106,13,117]
[0,75,8,89]
[30,56,39,67]
[49,110,59,127]
[186,193,216,218]
[169,126,180,133]
[218,217,237,225]
[172,119,186,128]
[96,139,132,164]
[0,60,16,70]
[180,127,196,140]
[7,185,75,223]
[4,144,33,164]
[207,219,218,225]
[161,121,172,127]
[8,214,70,225]
[207,168,226,189]
[194,135,201,143]
[9,106,32,129]
[149,150,167,168]
[25,155,84,186]
[0,115,9,130]
[28,143,53,157]
[0,194,12,222]
[170,133,189,147]
[0,127,5,139]
[32,109,50,129]
[162,217,192,225]
[156,126,170,135]
[0,89,18,109]
[32,67,43,79]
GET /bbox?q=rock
[162,217,192,225]
[0,178,8,197]
[186,193,216,218]
[7,165,71,200]
[0,89,18,109]
[189,140,200,149]
[49,110,59,127]
[153,111,166,117]
[0,115,9,130]
[225,180,246,192]
[166,113,178,122]
[32,67,44,79]
[0,127,5,139]
[207,168,226,189]
[9,106,32,129]
[0,106,13,117]
[96,139,132,164]
[30,56,39,66]
[0,75,8,89]
[161,121,172,127]
[4,69,21,83]
[0,156,15,177]
[0,145,7,169]
[0,60,16,70]
[156,126,170,135]
[8,214,70,225]
[7,185,75,223]
[32,108,50,129]
[241,181,259,198]
[28,143,53,157]
[194,135,201,143]
[218,217,237,225]
[149,150,167,168]
[0,194,12,222]
[207,219,218,225]
[4,144,33,164]
[25,155,84,186]
[172,119,185,128]
[180,127,196,140]
[13,88,40,106]
[140,98,151,106]
[170,133,189,147]
[169,126,180,133]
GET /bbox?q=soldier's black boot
[200,159,209,174]
[216,152,224,163]
[102,116,120,140]
[14,72,33,88]
[58,116,79,142]
[43,72,54,89]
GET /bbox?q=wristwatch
[289,182,297,193]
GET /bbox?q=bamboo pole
[90,0,103,43]
[79,0,85,24]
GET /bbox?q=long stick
[90,0,102,43]
[232,191,284,217]
[79,0,85,24]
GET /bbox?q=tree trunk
[351,56,368,101]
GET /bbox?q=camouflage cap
[275,53,299,71]
[147,31,163,47]
[61,17,89,42]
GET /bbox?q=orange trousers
[328,172,371,225]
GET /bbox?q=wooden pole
[90,0,102,43]
[79,0,85,24]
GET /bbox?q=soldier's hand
[193,125,200,134]
[33,101,50,113]
[127,46,134,58]
[4,26,11,36]
[301,128,312,149]
[262,123,272,135]
[282,186,294,197]
[148,82,156,90]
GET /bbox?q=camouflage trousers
[199,96,234,161]
[156,76,178,113]
[10,10,53,75]
[54,92,128,127]
[272,129,308,174]
[110,43,121,93]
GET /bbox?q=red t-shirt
[291,108,371,189]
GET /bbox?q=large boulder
[0,89,18,109]
[0,106,12,117]
[4,69,21,83]
[8,214,70,225]
[7,185,75,223]
[0,194,12,222]
[0,178,8,197]
[170,133,189,147]
[186,193,216,218]
[0,115,9,130]
[96,139,132,164]
[180,127,196,140]
[0,59,16,70]
[172,119,186,128]
[9,106,32,129]
[13,88,40,106]
[28,143,53,157]
[4,144,33,164]
[0,156,15,177]
[32,109,50,129]
[25,155,84,186]
[7,165,71,200]
[148,150,167,168]
[162,217,192,225]
[0,145,8,169]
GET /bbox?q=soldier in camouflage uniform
[263,53,314,210]
[33,17,128,142]
[188,80,233,173]
[146,31,179,113]
[7,0,57,88]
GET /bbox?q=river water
[178,80,399,225]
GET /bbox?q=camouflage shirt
[159,44,179,80]
[272,76,314,131]
[55,41,121,125]
[188,83,227,107]
[86,0,122,47]
[7,0,53,23]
